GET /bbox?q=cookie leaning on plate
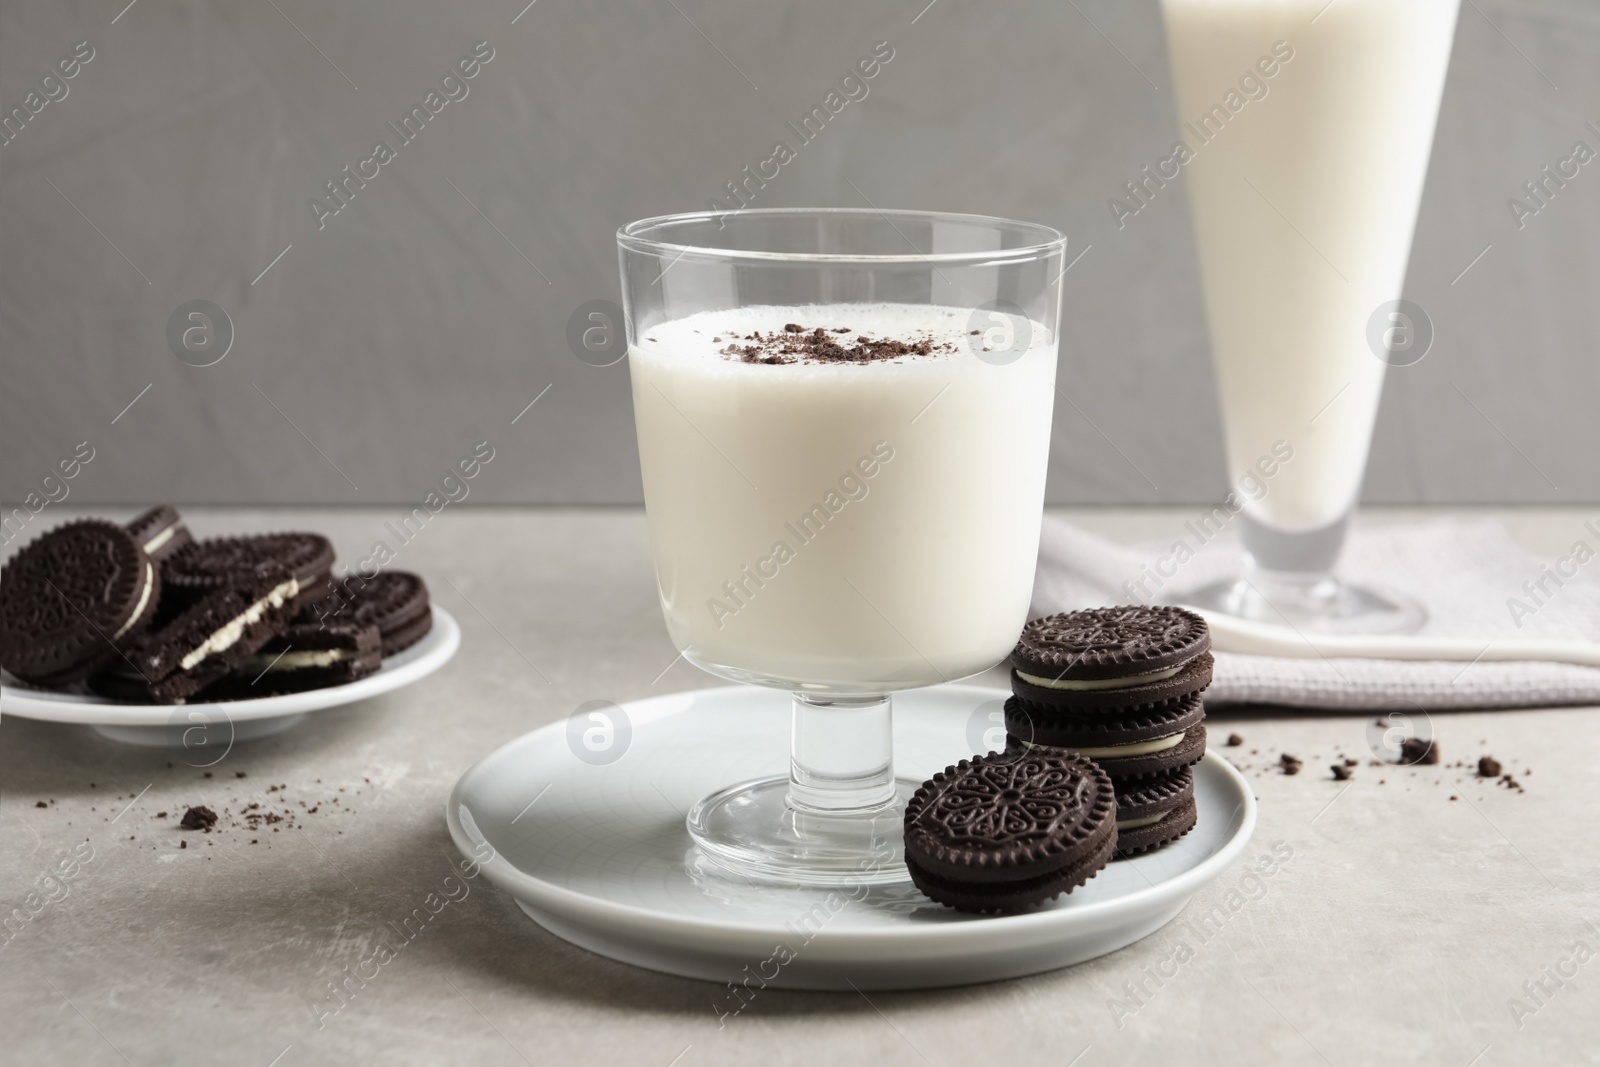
[125,505,192,564]
[198,619,382,700]
[93,570,303,703]
[0,520,160,686]
[166,533,335,615]
[302,571,431,655]
[903,747,1116,913]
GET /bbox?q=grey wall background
[2,0,1596,508]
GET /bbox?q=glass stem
[787,694,897,815]
[1239,509,1351,576]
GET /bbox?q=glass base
[687,776,916,886]
[1184,574,1426,635]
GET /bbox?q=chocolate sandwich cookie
[1010,606,1211,697]
[0,520,160,686]
[1114,768,1197,856]
[1005,694,1207,781]
[903,747,1116,913]
[99,570,302,703]
[125,505,192,564]
[168,533,334,614]
[303,571,431,655]
[199,620,382,700]
[1012,652,1214,711]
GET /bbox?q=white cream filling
[179,578,299,671]
[112,563,154,641]
[242,648,351,672]
[1017,662,1185,691]
[1068,731,1186,759]
[142,524,178,555]
[1116,807,1175,831]
[144,524,180,556]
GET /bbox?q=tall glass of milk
[618,208,1067,885]
[1162,0,1460,631]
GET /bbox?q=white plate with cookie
[0,606,459,745]
[446,682,1256,990]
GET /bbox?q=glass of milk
[1161,0,1459,632]
[618,208,1067,885]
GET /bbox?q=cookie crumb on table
[1400,738,1439,765]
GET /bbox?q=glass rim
[617,207,1068,267]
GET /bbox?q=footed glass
[1161,0,1460,633]
[618,208,1067,884]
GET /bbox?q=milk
[1162,0,1459,531]
[629,303,1056,694]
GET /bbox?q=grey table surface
[2,507,1596,1067]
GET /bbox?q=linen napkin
[1032,516,1600,710]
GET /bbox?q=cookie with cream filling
[95,571,300,703]
[1114,768,1198,856]
[1011,606,1210,688]
[1012,652,1213,711]
[167,533,334,615]
[0,520,160,686]
[198,619,381,700]
[125,505,192,564]
[1006,694,1207,780]
[904,747,1117,913]
[300,570,430,656]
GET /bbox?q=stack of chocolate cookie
[1005,606,1212,857]
[0,507,433,705]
